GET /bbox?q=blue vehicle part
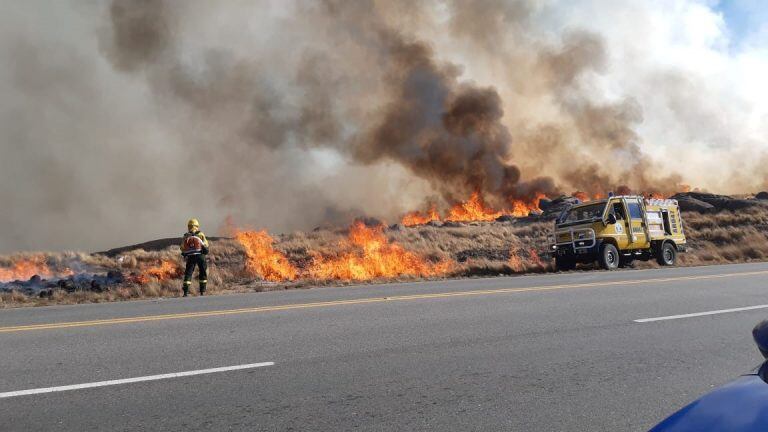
[650,320,768,431]
[649,368,768,431]
[753,320,768,358]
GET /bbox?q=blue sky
[716,0,767,45]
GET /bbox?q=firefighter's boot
[199,280,207,296]
[182,280,191,297]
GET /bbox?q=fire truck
[550,195,687,271]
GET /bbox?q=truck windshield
[562,203,605,223]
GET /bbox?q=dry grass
[4,207,768,307]
[677,207,768,265]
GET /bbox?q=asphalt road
[2,263,768,431]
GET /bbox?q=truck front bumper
[553,242,601,261]
[551,227,599,261]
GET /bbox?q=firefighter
[180,218,209,297]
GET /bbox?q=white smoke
[548,0,768,192]
[1,0,766,253]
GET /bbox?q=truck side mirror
[606,213,617,225]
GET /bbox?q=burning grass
[306,221,454,280]
[402,191,544,226]
[235,230,298,281]
[129,259,184,285]
[5,205,768,307]
[0,254,73,282]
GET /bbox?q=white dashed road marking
[0,362,275,399]
[635,304,768,323]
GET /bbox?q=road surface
[1,262,768,431]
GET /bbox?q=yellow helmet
[187,218,200,230]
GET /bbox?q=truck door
[611,201,630,249]
[625,198,648,248]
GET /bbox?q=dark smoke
[351,32,558,206]
[104,0,170,71]
[102,0,564,208]
[0,0,754,252]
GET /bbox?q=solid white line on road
[635,304,768,323]
[0,362,275,399]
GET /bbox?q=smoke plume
[2,0,767,252]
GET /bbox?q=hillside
[2,194,768,307]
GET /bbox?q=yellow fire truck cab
[551,195,687,271]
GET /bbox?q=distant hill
[97,237,230,257]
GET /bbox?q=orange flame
[572,191,611,202]
[131,259,183,285]
[401,191,545,226]
[507,248,547,273]
[145,260,182,280]
[571,191,590,202]
[401,204,440,227]
[401,185,699,227]
[445,192,503,222]
[308,221,453,280]
[528,249,544,268]
[509,193,545,217]
[508,253,524,273]
[0,255,72,283]
[236,230,297,281]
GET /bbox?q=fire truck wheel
[555,256,576,271]
[657,242,676,266]
[599,243,620,270]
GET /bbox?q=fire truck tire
[657,242,676,266]
[599,243,620,270]
[555,256,576,271]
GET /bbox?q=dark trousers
[183,254,207,294]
